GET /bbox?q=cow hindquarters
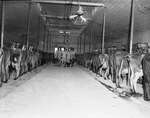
[15,64,20,80]
[3,62,10,83]
[142,60,150,101]
[12,62,20,80]
[143,81,150,101]
[130,66,143,93]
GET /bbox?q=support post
[43,25,46,52]
[77,36,79,54]
[37,16,41,52]
[0,1,5,49]
[26,2,32,50]
[83,28,86,53]
[101,7,106,54]
[128,0,135,54]
[89,23,93,53]
[79,35,81,54]
[49,34,51,53]
[47,30,49,53]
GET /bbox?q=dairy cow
[91,54,101,74]
[113,51,129,87]
[142,53,150,101]
[2,47,11,83]
[98,54,109,79]
[20,45,28,75]
[119,53,145,93]
[10,48,22,80]
[108,53,116,83]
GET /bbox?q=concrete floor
[0,63,150,118]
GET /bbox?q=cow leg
[113,68,116,84]
[142,68,150,101]
[125,74,129,86]
[116,68,121,88]
[1,63,7,83]
[116,76,121,88]
[132,75,138,93]
[14,65,20,80]
[25,61,28,73]
[20,64,23,75]
[104,67,109,80]
[3,64,10,83]
[90,62,92,70]
[129,72,134,93]
[93,65,95,72]
[109,67,114,82]
[143,82,150,101]
[0,75,3,87]
[99,67,103,76]
[22,63,25,74]
[109,67,112,80]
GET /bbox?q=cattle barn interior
[0,0,150,53]
[1,0,150,117]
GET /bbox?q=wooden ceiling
[1,0,150,49]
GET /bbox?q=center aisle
[0,64,150,118]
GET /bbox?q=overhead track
[41,14,68,20]
[32,0,104,7]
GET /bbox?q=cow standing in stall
[98,54,109,80]
[0,48,4,86]
[2,47,11,83]
[119,53,145,93]
[142,53,150,101]
[108,53,116,83]
[10,43,22,80]
[113,51,129,87]
[20,45,28,75]
[27,46,35,71]
[91,53,101,74]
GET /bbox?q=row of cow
[0,43,53,87]
[76,51,150,101]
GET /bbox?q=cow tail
[113,54,117,83]
[118,58,123,83]
[123,55,131,86]
[97,63,103,72]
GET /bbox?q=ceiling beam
[41,14,66,20]
[46,24,67,27]
[49,29,80,34]
[46,24,82,28]
[32,0,104,7]
[50,33,78,37]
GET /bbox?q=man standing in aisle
[70,48,75,66]
[61,48,67,66]
[57,48,62,61]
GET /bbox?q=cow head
[22,45,27,51]
[16,43,20,48]
[11,43,16,50]
[29,46,33,52]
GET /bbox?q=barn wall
[92,36,103,51]
[4,30,40,49]
[106,30,150,50]
[4,31,16,43]
[49,34,94,54]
